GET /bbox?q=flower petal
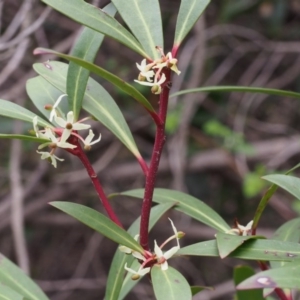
[72,123,91,131]
[161,261,168,271]
[66,111,74,124]
[54,115,67,128]
[163,246,179,260]
[50,94,67,122]
[132,251,146,261]
[154,240,163,258]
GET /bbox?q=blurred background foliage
[1,0,300,299]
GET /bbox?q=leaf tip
[237,276,277,290]
[33,48,43,55]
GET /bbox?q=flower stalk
[68,137,123,228]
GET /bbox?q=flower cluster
[227,220,253,236]
[119,219,184,280]
[33,94,101,167]
[134,47,181,95]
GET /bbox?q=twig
[9,120,30,274]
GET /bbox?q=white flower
[124,263,150,280]
[227,220,253,236]
[136,59,155,82]
[134,73,166,94]
[83,130,101,149]
[237,220,253,236]
[38,128,76,150]
[154,218,180,271]
[54,111,91,131]
[33,116,51,139]
[152,52,181,75]
[166,52,181,75]
[36,151,64,168]
[119,235,145,261]
[49,94,67,122]
[49,95,90,142]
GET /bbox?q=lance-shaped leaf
[119,188,230,233]
[174,0,210,47]
[252,163,300,234]
[0,99,52,128]
[67,3,117,121]
[262,174,300,201]
[111,0,163,59]
[0,284,25,300]
[105,203,174,300]
[0,254,49,300]
[50,202,143,253]
[41,0,148,58]
[32,62,141,158]
[271,218,300,269]
[34,48,155,112]
[216,232,265,259]
[237,263,300,290]
[178,239,300,261]
[151,266,192,300]
[0,134,49,143]
[234,266,264,300]
[170,86,300,99]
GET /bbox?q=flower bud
[138,74,146,81]
[84,145,92,151]
[28,129,36,136]
[131,274,140,280]
[177,231,185,239]
[151,85,161,94]
[49,142,57,149]
[44,104,53,111]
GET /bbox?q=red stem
[275,289,292,300]
[137,155,149,177]
[139,69,171,250]
[67,138,123,228]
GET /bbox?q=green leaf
[105,203,174,300]
[170,86,300,100]
[272,218,300,243]
[271,218,300,268]
[67,3,117,121]
[32,62,142,158]
[252,163,300,233]
[41,0,148,58]
[50,202,143,253]
[190,286,213,296]
[237,263,300,290]
[0,99,52,128]
[0,284,25,300]
[119,188,230,233]
[262,174,300,201]
[26,76,68,121]
[174,0,210,46]
[34,48,155,112]
[151,266,192,300]
[111,0,163,59]
[0,254,49,300]
[0,134,49,143]
[178,239,300,261]
[216,232,265,259]
[234,266,264,300]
